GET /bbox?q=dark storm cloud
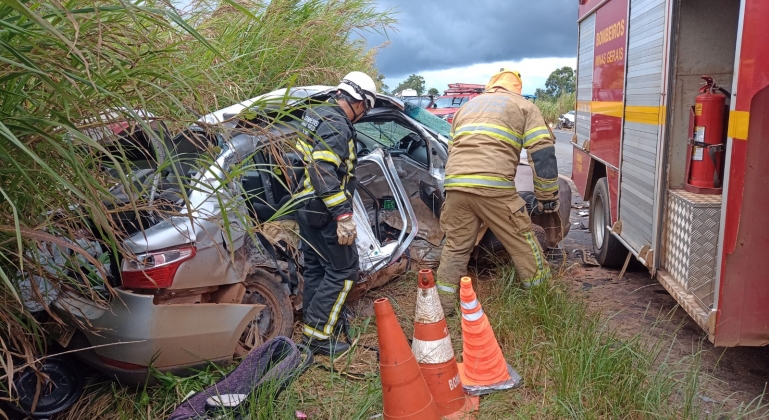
[368,0,578,76]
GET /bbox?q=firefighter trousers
[297,205,358,341]
[436,190,551,313]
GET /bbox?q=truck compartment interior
[665,0,741,189]
[660,0,741,314]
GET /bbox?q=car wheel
[5,356,85,417]
[590,177,628,267]
[476,225,547,265]
[238,269,294,354]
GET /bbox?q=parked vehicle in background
[401,95,434,109]
[426,83,485,124]
[572,0,769,347]
[557,110,575,130]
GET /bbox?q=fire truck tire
[590,177,628,268]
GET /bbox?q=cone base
[440,394,480,420]
[384,394,441,420]
[457,363,523,396]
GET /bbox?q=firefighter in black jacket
[293,72,377,356]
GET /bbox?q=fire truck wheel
[590,177,628,267]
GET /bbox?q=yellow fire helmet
[485,68,522,95]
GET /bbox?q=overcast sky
[365,0,579,95]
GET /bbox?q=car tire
[476,225,547,265]
[590,177,628,267]
[240,269,294,350]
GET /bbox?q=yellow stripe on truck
[578,101,667,126]
[590,101,623,118]
[728,110,750,140]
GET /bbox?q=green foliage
[0,0,393,392]
[393,73,426,96]
[544,66,576,98]
[535,92,576,125]
[427,87,439,96]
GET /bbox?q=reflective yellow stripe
[311,150,341,166]
[296,140,313,157]
[453,123,523,148]
[523,231,548,284]
[523,126,552,147]
[523,126,550,140]
[322,191,347,207]
[436,281,457,294]
[533,178,559,192]
[728,110,750,140]
[324,280,353,334]
[303,325,330,339]
[444,174,515,189]
[576,101,668,125]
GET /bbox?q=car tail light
[121,246,195,289]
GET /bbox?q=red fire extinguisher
[684,76,729,195]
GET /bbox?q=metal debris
[573,249,600,266]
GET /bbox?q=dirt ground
[561,188,769,414]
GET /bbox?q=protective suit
[294,101,358,345]
[436,69,559,313]
[293,71,377,356]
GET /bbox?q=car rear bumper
[54,288,261,371]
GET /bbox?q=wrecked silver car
[17,86,571,389]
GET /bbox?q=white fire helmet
[337,71,377,111]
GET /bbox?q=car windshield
[567,110,575,115]
[355,121,417,149]
[430,96,468,109]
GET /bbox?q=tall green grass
[55,266,769,419]
[0,0,393,401]
[535,92,576,125]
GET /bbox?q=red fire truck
[572,0,769,346]
[426,83,485,123]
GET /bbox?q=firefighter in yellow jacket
[436,69,560,314]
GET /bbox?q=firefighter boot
[437,287,458,317]
[302,335,350,357]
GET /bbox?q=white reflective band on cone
[415,287,445,323]
[462,309,484,322]
[460,299,479,310]
[411,336,455,364]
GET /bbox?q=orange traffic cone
[412,269,479,419]
[374,297,441,420]
[456,277,523,396]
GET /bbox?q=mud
[561,189,769,414]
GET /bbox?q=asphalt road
[552,129,574,178]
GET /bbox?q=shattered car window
[355,121,417,150]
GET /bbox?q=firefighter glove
[336,214,357,246]
[537,199,560,215]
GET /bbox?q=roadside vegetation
[536,91,577,126]
[57,264,769,419]
[0,0,392,408]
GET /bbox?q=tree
[375,73,390,95]
[544,66,576,98]
[534,88,548,100]
[428,87,439,96]
[393,74,426,96]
